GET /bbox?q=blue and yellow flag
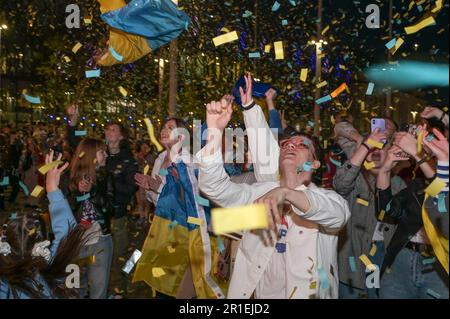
[133,162,226,298]
[97,0,190,66]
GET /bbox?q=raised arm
[241,75,280,183]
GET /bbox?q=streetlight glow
[1,24,7,29]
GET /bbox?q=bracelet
[416,157,427,166]
[361,143,371,152]
[241,101,256,111]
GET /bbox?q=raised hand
[239,73,253,106]
[421,106,444,120]
[206,97,233,131]
[394,132,419,157]
[365,128,387,149]
[45,150,69,193]
[135,173,162,193]
[381,145,410,172]
[423,128,449,162]
[66,104,79,126]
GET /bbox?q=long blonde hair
[69,138,106,192]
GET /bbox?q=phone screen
[371,118,386,133]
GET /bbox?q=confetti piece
[38,161,63,175]
[315,95,332,105]
[300,68,308,82]
[187,216,204,226]
[74,130,87,136]
[23,94,41,104]
[167,245,176,253]
[78,152,85,158]
[76,193,91,202]
[63,56,71,63]
[264,44,271,53]
[309,282,317,290]
[9,212,18,220]
[249,52,261,58]
[289,286,298,299]
[30,185,44,198]
[316,81,328,88]
[432,0,443,13]
[307,121,315,128]
[330,83,348,98]
[422,257,436,265]
[417,130,424,154]
[404,16,436,34]
[317,267,330,289]
[109,46,123,62]
[212,204,268,234]
[369,244,377,256]
[242,10,252,18]
[391,38,404,55]
[144,165,150,175]
[281,19,288,26]
[72,42,82,54]
[0,176,9,186]
[19,181,29,196]
[366,138,384,149]
[152,267,166,278]
[159,169,168,176]
[118,86,128,97]
[195,195,210,207]
[169,220,178,229]
[330,158,342,167]
[357,198,369,207]
[144,118,164,152]
[425,178,446,197]
[213,31,239,47]
[272,1,281,11]
[217,236,225,253]
[220,27,230,33]
[359,254,377,271]
[364,160,376,170]
[378,210,386,221]
[85,69,101,78]
[426,288,441,299]
[274,41,284,60]
[28,228,36,235]
[366,82,375,95]
[349,256,356,272]
[302,161,313,172]
[385,38,397,50]
[438,193,447,213]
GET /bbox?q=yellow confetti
[366,138,384,149]
[38,160,63,175]
[274,41,284,60]
[391,38,404,55]
[356,198,369,207]
[264,44,271,53]
[167,245,176,253]
[316,81,328,88]
[432,0,443,13]
[63,56,71,63]
[369,244,377,256]
[220,27,230,33]
[321,25,330,35]
[144,165,150,175]
[417,130,424,154]
[211,203,268,234]
[152,267,166,278]
[309,282,317,290]
[78,152,85,158]
[30,185,44,198]
[187,216,204,226]
[379,210,385,221]
[84,17,92,24]
[300,68,308,82]
[72,42,82,54]
[404,16,436,35]
[212,31,239,47]
[28,228,36,235]
[78,255,96,267]
[144,118,164,152]
[364,160,376,171]
[359,254,377,271]
[118,86,128,97]
[425,178,447,197]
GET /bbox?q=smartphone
[371,118,386,133]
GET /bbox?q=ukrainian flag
[97,0,190,66]
[133,161,226,298]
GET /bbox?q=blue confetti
[282,19,288,26]
[386,200,392,212]
[85,69,101,78]
[159,169,169,176]
[217,236,225,253]
[195,195,210,207]
[23,94,41,104]
[315,95,332,104]
[289,0,297,5]
[349,256,356,272]
[317,267,330,289]
[330,158,342,168]
[75,130,87,136]
[19,181,29,196]
[426,134,435,142]
[422,257,436,265]
[366,82,375,95]
[169,220,178,229]
[0,176,9,186]
[272,1,280,11]
[109,46,123,61]
[438,193,447,213]
[385,38,397,50]
[302,161,313,172]
[426,288,441,299]
[76,193,91,202]
[9,212,18,220]
[248,52,261,58]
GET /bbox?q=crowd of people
[0,74,448,299]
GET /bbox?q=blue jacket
[0,190,76,299]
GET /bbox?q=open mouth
[371,153,381,162]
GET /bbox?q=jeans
[380,247,449,299]
[79,235,113,299]
[109,216,129,295]
[339,241,385,299]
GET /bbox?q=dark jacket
[425,193,449,239]
[378,177,435,275]
[106,141,139,218]
[61,169,111,234]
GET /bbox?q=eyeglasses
[280,137,317,160]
